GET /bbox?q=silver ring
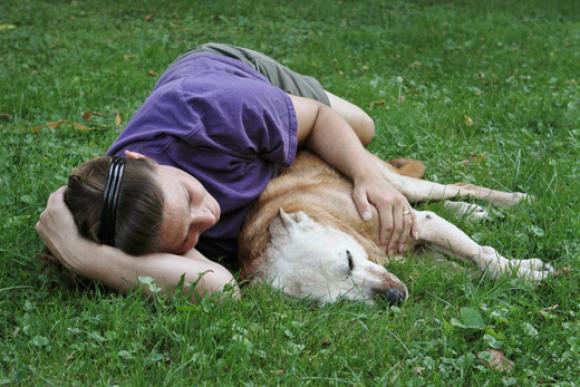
[403,210,412,215]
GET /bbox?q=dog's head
[257,209,408,305]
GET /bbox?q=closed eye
[346,250,354,271]
[183,184,192,209]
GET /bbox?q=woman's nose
[191,206,217,231]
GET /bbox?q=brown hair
[64,156,164,255]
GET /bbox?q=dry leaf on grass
[461,153,487,166]
[31,124,44,134]
[47,120,65,129]
[464,115,474,126]
[413,366,425,376]
[539,304,559,320]
[71,122,88,131]
[32,119,89,133]
[0,24,16,31]
[478,349,514,371]
[409,60,422,69]
[115,112,123,127]
[540,304,559,312]
[370,99,385,109]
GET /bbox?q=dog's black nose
[383,288,406,304]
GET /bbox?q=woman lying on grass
[36,43,417,299]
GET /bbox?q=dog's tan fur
[239,152,423,279]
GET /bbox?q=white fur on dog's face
[258,210,408,304]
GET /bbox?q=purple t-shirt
[108,53,298,263]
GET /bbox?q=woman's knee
[324,90,376,145]
[357,113,376,146]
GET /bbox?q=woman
[36,43,417,299]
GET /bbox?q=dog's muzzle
[375,287,408,305]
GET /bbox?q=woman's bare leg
[325,91,375,146]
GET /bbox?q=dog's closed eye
[346,250,354,271]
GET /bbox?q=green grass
[1,0,579,384]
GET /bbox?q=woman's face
[153,164,221,254]
[124,151,220,255]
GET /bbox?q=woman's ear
[124,150,146,160]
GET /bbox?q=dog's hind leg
[443,201,490,221]
[414,210,553,281]
[371,154,531,206]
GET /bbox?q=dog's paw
[514,192,534,203]
[465,204,490,221]
[506,192,534,206]
[444,201,490,221]
[479,249,554,282]
[516,268,552,282]
[508,258,554,281]
[511,258,553,272]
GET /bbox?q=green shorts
[185,42,331,106]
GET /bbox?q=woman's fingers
[377,202,393,247]
[48,186,66,206]
[399,208,414,253]
[352,178,419,255]
[351,186,373,221]
[383,199,417,256]
[35,186,75,266]
[387,204,403,255]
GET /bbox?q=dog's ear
[269,209,310,239]
[278,208,294,229]
[268,211,289,240]
[280,209,309,226]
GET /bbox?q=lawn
[0,0,578,384]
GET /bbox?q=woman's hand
[289,95,418,255]
[35,186,91,273]
[352,173,418,255]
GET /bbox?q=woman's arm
[36,187,239,299]
[289,94,417,255]
[324,90,376,146]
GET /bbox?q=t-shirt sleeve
[179,76,298,167]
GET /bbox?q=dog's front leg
[413,210,553,281]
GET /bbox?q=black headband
[98,156,126,246]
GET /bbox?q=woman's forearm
[74,243,239,297]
